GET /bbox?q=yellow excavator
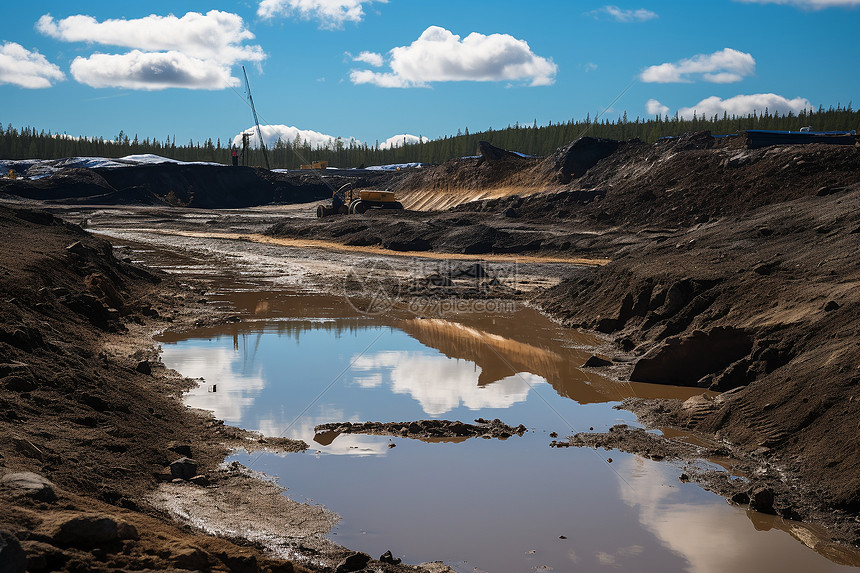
[316,183,404,217]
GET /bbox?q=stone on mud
[380,550,401,564]
[335,551,371,573]
[169,457,198,480]
[51,515,120,547]
[135,360,152,375]
[0,472,57,502]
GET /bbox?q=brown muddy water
[156,288,860,573]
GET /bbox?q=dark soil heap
[0,205,313,572]
[0,164,399,208]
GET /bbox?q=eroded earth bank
[2,131,860,571]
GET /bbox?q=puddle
[159,289,860,573]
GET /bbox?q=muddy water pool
[158,289,858,573]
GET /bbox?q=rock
[380,550,401,565]
[65,241,95,257]
[0,530,26,573]
[730,491,750,504]
[135,360,152,375]
[335,551,371,572]
[0,472,57,502]
[190,475,210,486]
[749,487,775,514]
[172,545,210,570]
[169,457,198,480]
[582,356,612,368]
[51,515,119,548]
[824,300,840,312]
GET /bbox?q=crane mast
[242,66,270,170]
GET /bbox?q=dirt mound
[0,163,402,208]
[0,205,319,572]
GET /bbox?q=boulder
[0,472,57,502]
[335,552,371,573]
[0,530,26,573]
[169,457,198,480]
[380,550,401,565]
[51,515,120,548]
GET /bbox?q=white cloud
[37,11,263,90]
[0,42,64,88]
[70,51,234,90]
[258,0,387,28]
[640,48,755,84]
[379,134,429,149]
[232,124,355,150]
[350,25,557,88]
[37,11,264,64]
[646,98,670,116]
[676,93,813,119]
[589,6,659,21]
[352,51,383,67]
[734,0,859,7]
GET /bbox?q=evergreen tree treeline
[1,104,857,169]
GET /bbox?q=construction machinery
[316,183,404,217]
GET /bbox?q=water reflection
[159,289,860,572]
[351,350,544,415]
[619,456,860,572]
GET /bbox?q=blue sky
[1,0,858,151]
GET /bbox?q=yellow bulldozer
[316,183,404,217]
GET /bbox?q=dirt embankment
[0,164,400,209]
[0,205,444,573]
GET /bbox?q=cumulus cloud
[676,93,813,119]
[0,42,64,88]
[37,11,263,64]
[588,6,659,21]
[37,11,263,90]
[734,0,859,7]
[640,48,755,83]
[258,0,387,28]
[350,26,557,88]
[232,124,355,150]
[70,51,234,90]
[352,51,383,67]
[379,134,429,149]
[646,98,670,116]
